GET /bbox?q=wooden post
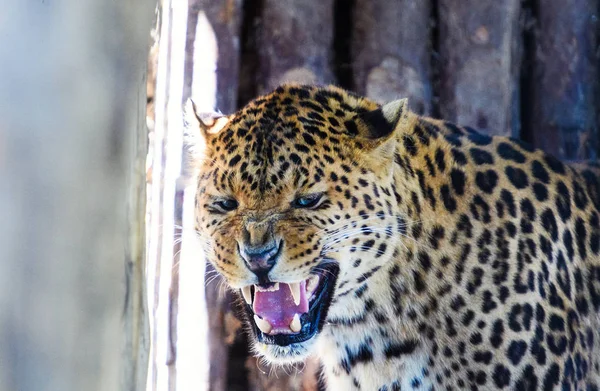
[0,1,153,391]
[256,0,336,93]
[437,0,521,136]
[528,0,599,160]
[187,0,243,115]
[352,0,433,114]
[122,29,153,391]
[145,0,215,390]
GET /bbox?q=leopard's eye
[214,198,238,212]
[292,193,323,209]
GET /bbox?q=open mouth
[239,263,339,347]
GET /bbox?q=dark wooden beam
[256,0,336,94]
[437,0,521,136]
[187,0,244,114]
[353,0,433,114]
[528,0,599,160]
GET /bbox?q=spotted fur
[187,84,600,390]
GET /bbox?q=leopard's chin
[253,338,316,364]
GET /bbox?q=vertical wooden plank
[437,0,521,136]
[203,276,236,391]
[122,10,159,391]
[122,29,153,391]
[528,0,598,160]
[353,0,433,114]
[0,1,153,390]
[257,0,336,93]
[187,0,243,114]
[146,0,200,389]
[206,0,243,114]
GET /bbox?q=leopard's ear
[183,98,229,138]
[182,99,230,181]
[356,98,409,157]
[357,98,408,140]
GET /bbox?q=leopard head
[185,84,411,364]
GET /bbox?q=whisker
[205,274,222,287]
[321,246,392,258]
[312,215,409,235]
[321,226,396,243]
[255,357,268,375]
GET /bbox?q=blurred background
[155,0,598,390]
[182,0,599,160]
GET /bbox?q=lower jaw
[254,339,315,364]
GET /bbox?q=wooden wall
[1,1,154,391]
[184,0,599,390]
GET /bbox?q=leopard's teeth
[253,315,272,334]
[289,313,301,333]
[241,286,252,305]
[289,282,301,306]
[255,282,280,292]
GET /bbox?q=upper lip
[237,240,283,285]
[239,242,280,263]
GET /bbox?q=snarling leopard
[185,84,600,390]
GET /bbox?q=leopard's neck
[315,255,439,390]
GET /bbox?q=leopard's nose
[239,241,281,283]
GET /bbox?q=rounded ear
[182,98,230,159]
[357,98,408,140]
[356,98,409,157]
[183,98,230,137]
[182,99,230,182]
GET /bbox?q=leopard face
[186,85,408,363]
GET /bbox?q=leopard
[184,83,600,390]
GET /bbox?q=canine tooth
[254,315,272,334]
[241,286,252,305]
[289,282,301,306]
[289,314,301,333]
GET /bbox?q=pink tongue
[253,282,308,329]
